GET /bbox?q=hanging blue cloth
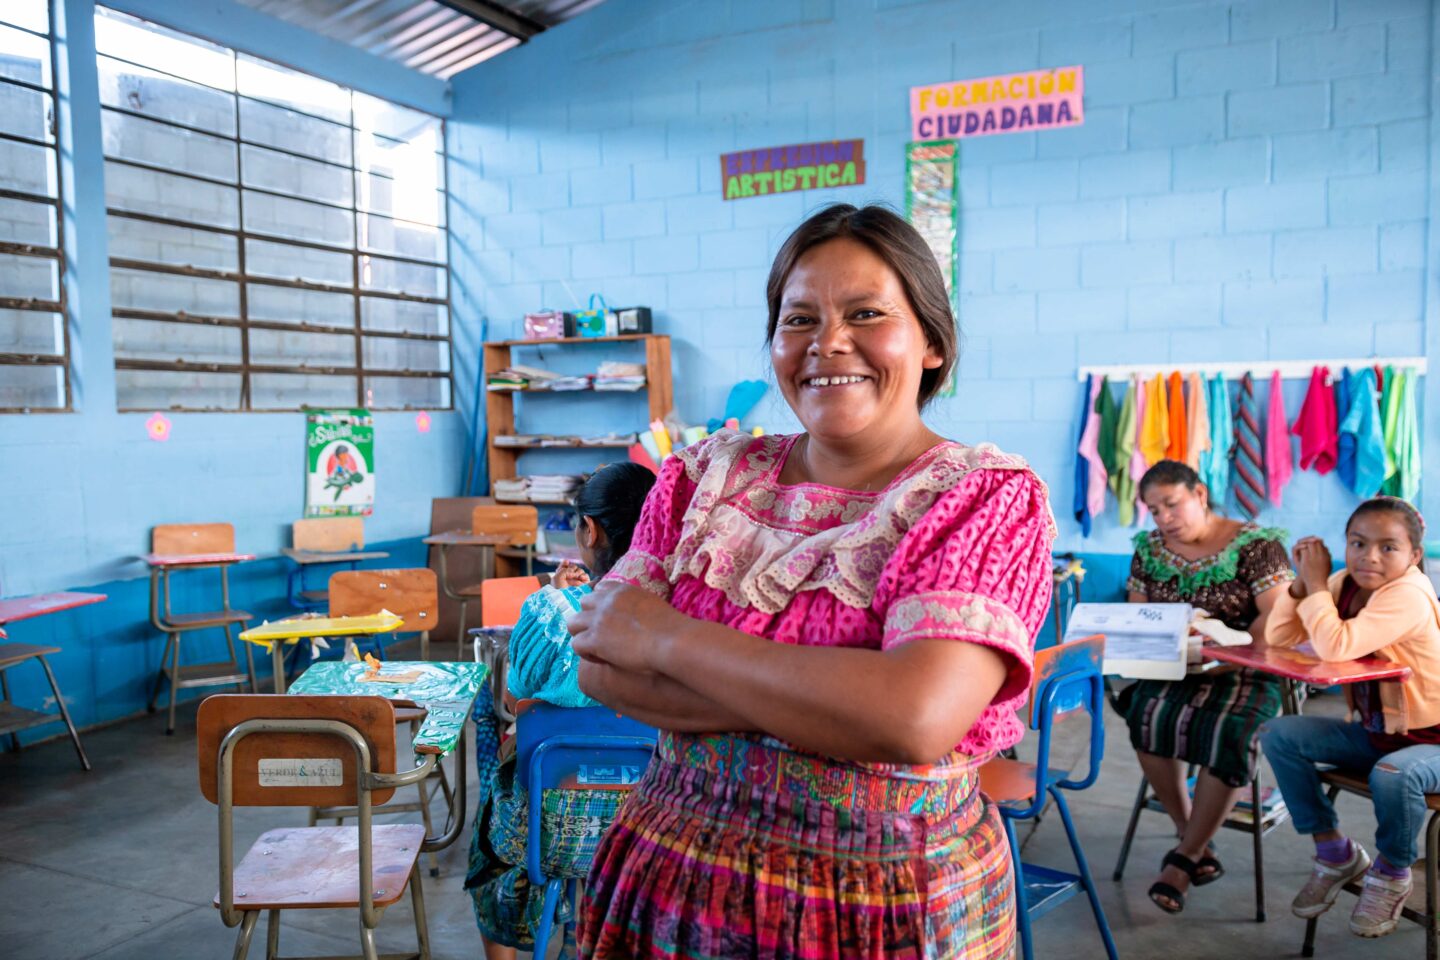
[1334,368,1356,491]
[1199,373,1232,505]
[1074,375,1092,536]
[1338,367,1386,498]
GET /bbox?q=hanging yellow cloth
[1139,373,1169,466]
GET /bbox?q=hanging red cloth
[1291,365,1339,474]
[1165,371,1187,462]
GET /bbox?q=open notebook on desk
[1064,603,1192,681]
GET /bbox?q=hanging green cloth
[1382,368,1421,501]
[1096,375,1120,480]
[1380,365,1399,490]
[1111,377,1139,527]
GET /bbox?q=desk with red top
[1204,641,1412,714]
[0,591,106,770]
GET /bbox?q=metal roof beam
[433,0,545,41]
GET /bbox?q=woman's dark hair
[764,203,959,408]
[1347,497,1426,571]
[573,462,658,577]
[1137,460,1207,501]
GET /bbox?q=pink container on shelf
[523,311,570,340]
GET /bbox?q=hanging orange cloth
[1165,371,1187,463]
[1139,373,1169,466]
[1185,371,1210,470]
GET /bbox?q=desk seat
[166,662,250,688]
[162,609,253,630]
[215,825,425,910]
[980,757,1072,804]
[1320,768,1440,811]
[0,642,60,669]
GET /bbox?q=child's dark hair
[1347,496,1427,571]
[1138,460,1206,500]
[573,462,658,577]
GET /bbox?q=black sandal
[1193,844,1224,886]
[1148,850,1201,914]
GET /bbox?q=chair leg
[455,599,469,661]
[0,668,19,753]
[420,630,429,663]
[1001,814,1033,960]
[36,656,90,771]
[1251,771,1266,922]
[358,923,379,960]
[1302,916,1318,957]
[409,864,432,960]
[165,633,182,735]
[1051,788,1119,960]
[533,878,565,960]
[231,910,259,960]
[1425,810,1438,960]
[147,632,174,714]
[1113,776,1149,881]
[414,765,440,877]
[265,909,280,960]
[229,624,257,694]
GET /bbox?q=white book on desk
[1063,602,1193,681]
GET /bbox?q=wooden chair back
[292,517,364,552]
[481,576,543,627]
[430,496,495,636]
[472,505,537,546]
[197,694,398,807]
[328,568,438,633]
[1028,634,1106,729]
[153,522,235,555]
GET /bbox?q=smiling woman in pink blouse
[568,204,1056,960]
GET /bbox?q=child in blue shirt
[465,462,656,959]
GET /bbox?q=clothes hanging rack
[1075,356,1428,383]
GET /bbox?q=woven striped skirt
[577,732,1014,960]
[1124,668,1285,787]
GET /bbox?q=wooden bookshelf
[484,334,672,574]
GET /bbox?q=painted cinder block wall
[446,0,1438,571]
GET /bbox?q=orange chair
[473,575,544,722]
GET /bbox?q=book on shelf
[493,433,639,448]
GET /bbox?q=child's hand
[552,561,591,589]
[1292,537,1333,595]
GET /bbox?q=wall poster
[910,66,1085,141]
[720,139,865,200]
[305,409,375,517]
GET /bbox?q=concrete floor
[0,684,1427,960]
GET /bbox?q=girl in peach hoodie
[1260,496,1440,939]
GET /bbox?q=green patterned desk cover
[288,660,487,757]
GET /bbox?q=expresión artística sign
[720,139,865,200]
[910,66,1084,141]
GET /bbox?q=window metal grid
[97,7,453,412]
[0,1,69,413]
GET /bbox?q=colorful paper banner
[720,139,865,200]
[910,66,1084,141]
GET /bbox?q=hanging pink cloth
[1290,365,1338,474]
[1265,369,1294,505]
[1079,375,1107,517]
[1130,376,1150,523]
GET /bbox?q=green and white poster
[305,409,375,517]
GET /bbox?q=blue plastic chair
[980,634,1118,960]
[514,701,657,958]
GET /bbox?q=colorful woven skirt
[1124,668,1285,787]
[577,732,1014,960]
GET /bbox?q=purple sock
[1371,856,1411,880]
[1314,836,1352,865]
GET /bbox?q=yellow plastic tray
[239,612,404,647]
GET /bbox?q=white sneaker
[1291,843,1371,919]
[1349,869,1413,938]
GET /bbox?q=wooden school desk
[288,659,488,853]
[0,591,106,770]
[238,612,404,693]
[1204,641,1413,714]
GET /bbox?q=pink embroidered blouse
[608,432,1057,755]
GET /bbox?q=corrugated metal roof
[236,0,605,78]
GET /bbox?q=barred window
[0,0,66,412]
[97,7,452,412]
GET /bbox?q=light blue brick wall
[448,0,1439,564]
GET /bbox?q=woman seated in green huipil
[1119,461,1295,915]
